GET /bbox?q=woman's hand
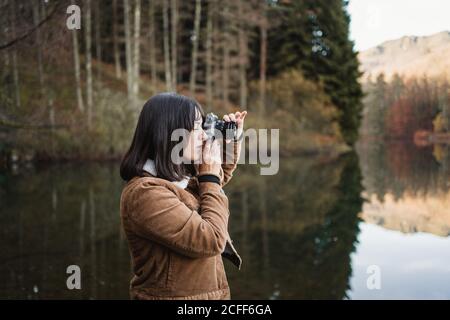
[223,110,247,143]
[199,139,222,176]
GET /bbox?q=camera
[203,113,237,141]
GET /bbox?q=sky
[347,0,450,52]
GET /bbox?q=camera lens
[202,113,237,140]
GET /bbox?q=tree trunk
[212,6,221,101]
[32,1,46,99]
[163,0,172,91]
[132,0,141,96]
[10,0,21,108]
[1,3,9,70]
[70,1,84,112]
[238,1,248,109]
[1,41,9,71]
[259,14,267,119]
[112,0,122,79]
[123,0,134,100]
[205,0,213,109]
[41,3,55,140]
[189,0,202,95]
[85,0,93,129]
[170,0,178,91]
[222,4,230,109]
[95,0,102,82]
[149,0,157,92]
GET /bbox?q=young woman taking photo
[119,92,246,300]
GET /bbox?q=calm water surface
[1,142,449,299]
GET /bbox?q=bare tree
[32,1,45,98]
[85,0,93,129]
[211,3,221,102]
[221,3,230,108]
[112,0,122,79]
[10,0,21,108]
[238,0,248,109]
[163,0,172,91]
[259,1,268,118]
[205,0,214,109]
[123,0,134,100]
[132,0,141,96]
[0,0,62,51]
[70,1,84,112]
[94,0,102,82]
[149,0,157,92]
[171,0,178,91]
[189,0,202,95]
[41,2,55,137]
[1,1,10,79]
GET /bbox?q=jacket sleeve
[127,181,229,258]
[220,140,242,187]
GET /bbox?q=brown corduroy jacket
[120,142,242,300]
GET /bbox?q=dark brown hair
[120,92,204,182]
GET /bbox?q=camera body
[203,113,237,141]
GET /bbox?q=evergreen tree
[306,0,363,145]
[266,0,312,77]
[266,0,363,145]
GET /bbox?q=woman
[119,92,246,300]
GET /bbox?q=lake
[1,142,449,299]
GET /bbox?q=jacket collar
[142,159,190,189]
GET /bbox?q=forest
[360,73,450,142]
[358,72,450,201]
[0,0,363,164]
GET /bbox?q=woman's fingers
[223,111,247,123]
[223,110,247,136]
[221,111,247,140]
[236,110,247,128]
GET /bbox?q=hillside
[358,31,450,82]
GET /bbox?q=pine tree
[306,0,363,145]
[266,0,311,77]
[266,0,363,145]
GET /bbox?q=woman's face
[182,111,206,162]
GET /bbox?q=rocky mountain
[358,31,450,82]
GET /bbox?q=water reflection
[0,143,449,299]
[351,141,450,299]
[0,163,131,299]
[357,142,450,237]
[225,153,363,299]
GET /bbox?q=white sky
[347,0,450,52]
